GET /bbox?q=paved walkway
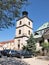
[22,57,49,65]
[0,57,29,65]
[0,56,49,65]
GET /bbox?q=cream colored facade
[16,17,33,37]
[14,37,28,50]
[2,42,14,50]
[14,12,33,50]
[16,17,33,28]
[0,40,15,50]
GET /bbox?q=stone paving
[0,56,49,65]
[22,56,49,65]
[0,56,29,65]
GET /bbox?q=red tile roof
[0,40,14,47]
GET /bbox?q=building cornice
[16,24,33,30]
[14,36,29,39]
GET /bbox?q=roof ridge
[37,22,49,31]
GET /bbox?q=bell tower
[14,11,33,50]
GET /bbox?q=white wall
[16,26,33,37]
[15,17,33,37]
[16,17,33,28]
[15,17,33,50]
[14,37,28,50]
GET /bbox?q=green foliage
[23,34,36,53]
[42,42,49,51]
[0,0,28,29]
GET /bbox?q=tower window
[19,30,21,34]
[28,30,30,35]
[19,21,22,25]
[18,40,20,49]
[28,22,30,25]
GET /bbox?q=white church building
[14,11,33,50]
[0,11,49,51]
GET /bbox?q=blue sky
[0,0,49,42]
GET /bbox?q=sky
[0,0,49,42]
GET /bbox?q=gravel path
[0,56,29,65]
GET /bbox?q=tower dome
[22,11,28,16]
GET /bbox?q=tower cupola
[22,11,28,16]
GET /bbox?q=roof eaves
[16,16,33,23]
[0,40,14,44]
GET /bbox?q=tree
[42,42,49,51]
[0,0,28,29]
[42,42,49,55]
[23,34,36,53]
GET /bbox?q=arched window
[19,30,21,34]
[18,44,20,49]
[19,21,22,25]
[28,30,30,35]
[18,40,20,49]
[28,22,30,25]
